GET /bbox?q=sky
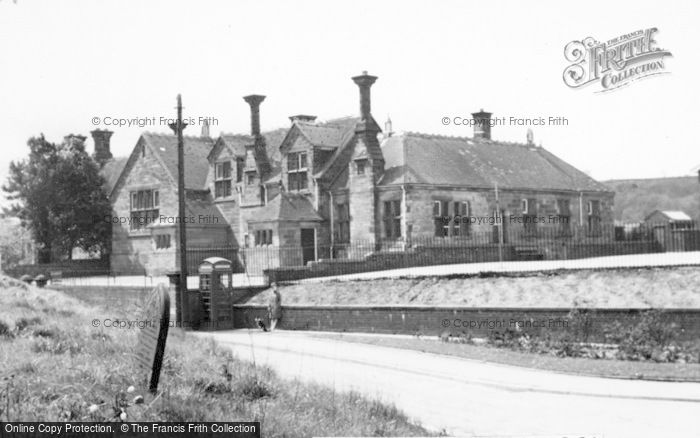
[1,0,699,206]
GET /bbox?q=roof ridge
[402,131,535,148]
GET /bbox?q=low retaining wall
[232,305,700,342]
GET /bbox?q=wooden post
[169,95,188,327]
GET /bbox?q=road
[198,330,700,438]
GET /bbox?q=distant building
[645,210,694,229]
[102,72,615,275]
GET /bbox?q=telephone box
[198,257,234,330]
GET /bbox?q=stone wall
[232,305,700,342]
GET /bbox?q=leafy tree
[3,134,111,262]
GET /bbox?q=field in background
[604,176,700,222]
[246,267,700,308]
[0,281,436,437]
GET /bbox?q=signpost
[135,284,170,393]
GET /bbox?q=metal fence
[235,222,700,279]
[7,222,700,281]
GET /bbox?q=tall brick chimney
[352,71,377,123]
[471,109,492,140]
[90,129,113,165]
[243,94,265,137]
[242,94,271,177]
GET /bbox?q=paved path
[299,251,700,283]
[198,330,700,438]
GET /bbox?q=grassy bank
[248,267,700,308]
[0,280,437,437]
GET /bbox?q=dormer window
[287,151,308,191]
[214,161,232,198]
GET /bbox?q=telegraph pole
[169,95,188,326]
[495,182,503,262]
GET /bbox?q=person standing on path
[268,282,282,331]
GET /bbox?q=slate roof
[248,192,323,223]
[141,133,215,190]
[217,128,289,183]
[645,210,692,222]
[294,116,360,149]
[100,157,128,194]
[379,133,612,192]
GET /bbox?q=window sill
[214,197,235,203]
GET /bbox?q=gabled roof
[645,210,692,222]
[141,133,215,190]
[212,128,289,184]
[379,132,612,192]
[294,116,360,149]
[212,133,252,159]
[248,192,323,223]
[100,157,128,194]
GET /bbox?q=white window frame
[287,152,308,191]
[214,161,232,198]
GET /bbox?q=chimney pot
[471,110,492,140]
[201,119,210,138]
[90,129,113,165]
[243,94,266,137]
[289,114,317,124]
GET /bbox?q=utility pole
[169,95,188,326]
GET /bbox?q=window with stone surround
[557,199,571,236]
[154,234,171,249]
[255,229,273,246]
[129,189,159,231]
[383,200,401,239]
[453,201,471,237]
[587,200,602,237]
[334,202,350,243]
[287,151,308,191]
[433,200,449,237]
[214,161,232,198]
[236,157,244,183]
[523,198,537,236]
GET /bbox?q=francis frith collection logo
[563,28,672,92]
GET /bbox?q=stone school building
[97,72,614,275]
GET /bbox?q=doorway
[301,228,316,265]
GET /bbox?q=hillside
[603,176,700,222]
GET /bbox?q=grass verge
[0,281,438,437]
[310,333,700,382]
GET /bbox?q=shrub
[234,374,274,400]
[14,316,42,332]
[605,310,679,361]
[0,320,13,338]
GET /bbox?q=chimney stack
[243,94,266,137]
[289,114,317,124]
[90,130,113,165]
[64,134,87,148]
[201,119,210,138]
[352,71,378,122]
[471,109,492,140]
